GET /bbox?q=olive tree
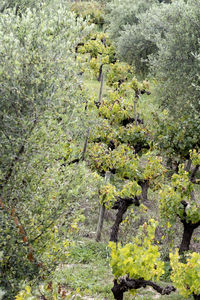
[106,0,157,42]
[0,1,91,298]
[150,0,200,118]
[149,0,200,163]
[0,0,49,13]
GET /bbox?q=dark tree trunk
[110,197,140,242]
[179,217,200,255]
[185,159,192,172]
[141,180,149,203]
[193,294,200,300]
[111,277,176,300]
[178,201,200,255]
[138,180,149,204]
[166,158,173,170]
[190,165,199,183]
[98,64,103,82]
[179,222,195,254]
[112,279,127,300]
[110,201,130,242]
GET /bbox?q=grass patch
[84,77,111,100]
[56,263,113,299]
[52,239,193,299]
[53,240,113,298]
[68,239,110,264]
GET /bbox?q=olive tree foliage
[107,0,196,79]
[119,0,200,118]
[106,0,157,42]
[106,0,167,74]
[150,0,200,118]
[0,0,49,13]
[110,0,189,74]
[0,0,90,183]
[107,0,200,159]
[0,1,93,299]
[149,0,200,160]
[115,2,171,74]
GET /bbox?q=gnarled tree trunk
[110,197,140,242]
[179,220,200,255]
[179,201,200,255]
[112,277,176,300]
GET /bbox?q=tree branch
[112,277,176,300]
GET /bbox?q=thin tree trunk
[134,100,137,127]
[191,165,199,183]
[96,171,111,241]
[81,129,90,161]
[98,64,103,82]
[98,72,104,105]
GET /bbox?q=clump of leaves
[109,219,164,296]
[170,250,200,298]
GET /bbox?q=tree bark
[193,294,200,300]
[110,197,140,242]
[98,64,103,82]
[179,201,200,254]
[179,222,195,254]
[112,279,127,300]
[138,180,149,204]
[112,277,176,300]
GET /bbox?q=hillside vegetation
[0,0,200,300]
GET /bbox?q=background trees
[106,0,200,158]
[150,0,200,114]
